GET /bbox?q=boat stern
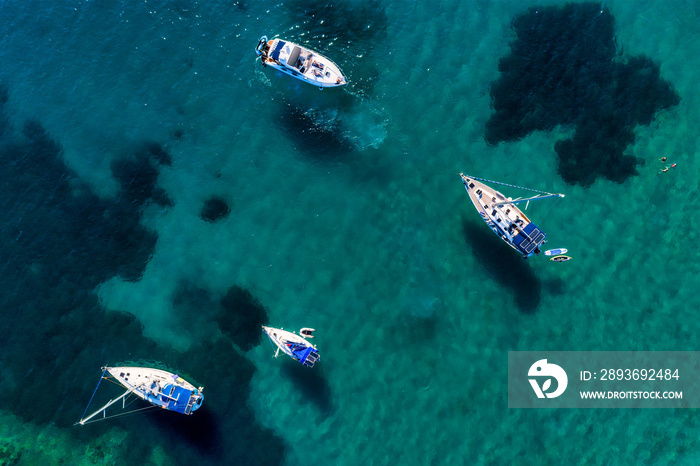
[255,35,269,56]
[186,387,205,414]
[512,222,547,258]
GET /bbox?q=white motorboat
[255,36,347,88]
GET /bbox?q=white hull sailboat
[255,36,347,88]
[459,174,564,258]
[262,326,320,367]
[77,366,204,425]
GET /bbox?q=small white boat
[262,326,320,367]
[460,174,565,258]
[77,366,204,425]
[255,36,347,89]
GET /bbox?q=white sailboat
[262,326,320,367]
[76,366,204,426]
[459,174,565,258]
[255,36,347,89]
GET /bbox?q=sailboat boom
[77,389,131,426]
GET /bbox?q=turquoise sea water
[2,0,700,464]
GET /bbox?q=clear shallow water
[2,0,700,464]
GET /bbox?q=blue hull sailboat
[262,326,320,367]
[77,366,204,425]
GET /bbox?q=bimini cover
[289,343,315,365]
[161,384,194,414]
[513,222,547,256]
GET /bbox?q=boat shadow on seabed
[151,407,222,456]
[461,219,542,314]
[280,363,333,417]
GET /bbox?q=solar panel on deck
[514,223,546,254]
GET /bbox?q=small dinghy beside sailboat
[76,366,204,426]
[262,326,320,367]
[459,174,565,259]
[255,36,347,88]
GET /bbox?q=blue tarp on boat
[160,384,193,414]
[290,343,311,360]
[513,222,547,256]
[288,343,319,366]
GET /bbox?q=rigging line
[81,368,107,421]
[466,175,556,196]
[123,395,144,410]
[266,335,279,357]
[541,194,561,220]
[102,377,149,403]
[264,332,278,353]
[104,377,135,389]
[79,405,160,425]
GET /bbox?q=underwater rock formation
[0,90,285,464]
[200,196,231,223]
[112,142,174,208]
[486,2,680,186]
[216,285,268,351]
[141,140,172,166]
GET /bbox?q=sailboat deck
[460,174,550,257]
